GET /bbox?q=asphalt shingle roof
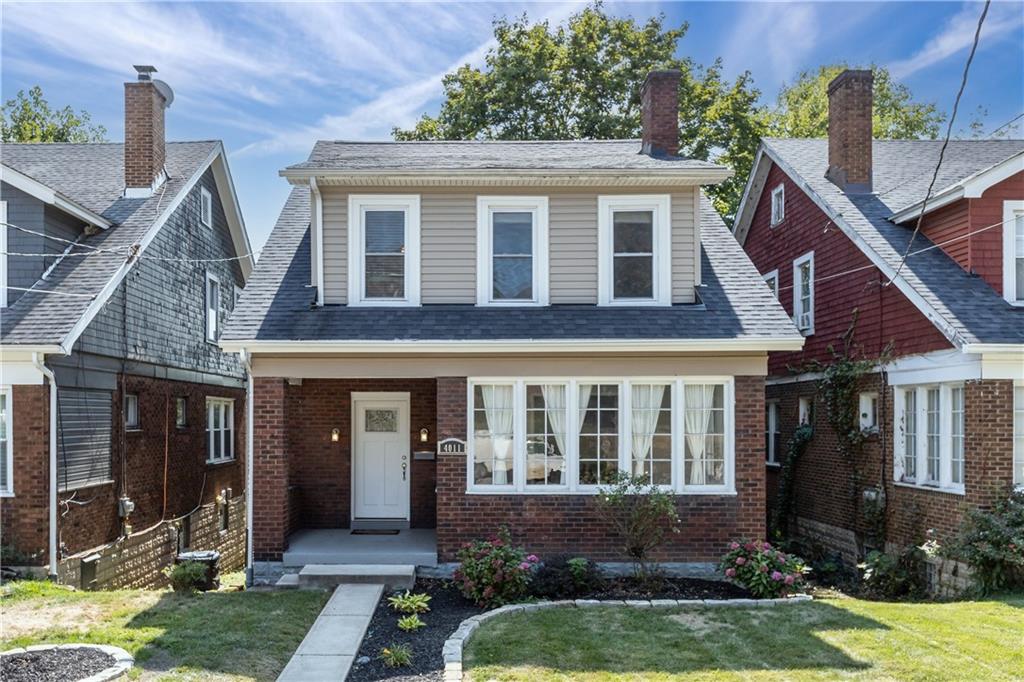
[1,141,218,346]
[764,138,1024,346]
[224,188,801,344]
[285,140,725,172]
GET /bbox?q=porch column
[252,377,289,562]
[435,376,467,562]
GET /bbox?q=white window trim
[347,194,421,307]
[466,376,735,496]
[792,251,815,336]
[475,196,549,306]
[205,271,221,343]
[206,397,235,464]
[1003,200,1024,306]
[597,195,672,306]
[1,200,7,308]
[200,187,213,228]
[766,399,781,466]
[124,394,140,430]
[893,383,965,495]
[770,184,785,227]
[1014,381,1024,490]
[1,385,13,496]
[798,396,813,426]
[763,269,779,299]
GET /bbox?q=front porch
[282,528,438,567]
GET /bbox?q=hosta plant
[397,614,426,632]
[388,590,432,614]
[720,539,808,598]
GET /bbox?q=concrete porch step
[298,564,416,591]
[275,573,300,590]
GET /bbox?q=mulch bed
[1,647,115,682]
[348,575,749,681]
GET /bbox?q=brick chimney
[124,65,171,196]
[640,70,681,157]
[826,69,873,193]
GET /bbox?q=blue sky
[3,1,1022,251]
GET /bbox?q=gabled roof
[1,141,253,350]
[733,138,1024,349]
[221,187,802,352]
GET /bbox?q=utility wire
[987,111,1024,138]
[885,0,989,287]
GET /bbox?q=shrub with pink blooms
[720,539,807,598]
[454,527,539,607]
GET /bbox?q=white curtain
[481,385,514,484]
[684,385,716,485]
[541,385,567,457]
[631,384,665,476]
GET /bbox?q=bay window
[476,197,549,305]
[598,195,672,306]
[348,195,421,306]
[895,383,966,493]
[467,377,733,494]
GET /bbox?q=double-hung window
[895,383,966,493]
[770,184,785,226]
[468,378,733,494]
[205,272,220,342]
[206,397,235,463]
[598,195,672,306]
[1004,200,1024,305]
[348,195,420,306]
[763,269,779,299]
[765,400,781,465]
[0,387,12,495]
[477,197,549,305]
[792,251,814,335]
[200,187,213,228]
[1014,384,1024,488]
[124,394,139,430]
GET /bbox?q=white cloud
[720,2,821,83]
[889,1,1024,80]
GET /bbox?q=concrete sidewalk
[277,583,383,681]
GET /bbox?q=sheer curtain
[481,385,514,485]
[541,385,567,457]
[631,384,665,476]
[684,385,716,485]
[577,383,593,438]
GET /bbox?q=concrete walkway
[277,583,383,681]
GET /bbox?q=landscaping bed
[588,575,749,600]
[1,646,115,682]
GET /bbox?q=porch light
[331,428,340,442]
[420,427,429,443]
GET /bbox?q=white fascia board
[884,348,981,386]
[210,147,255,279]
[220,337,806,355]
[279,167,733,187]
[732,144,771,244]
[1,164,112,229]
[59,145,222,351]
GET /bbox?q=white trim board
[1003,200,1024,306]
[0,164,112,229]
[475,195,549,306]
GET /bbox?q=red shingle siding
[919,199,971,272]
[967,170,1024,295]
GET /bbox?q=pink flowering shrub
[454,527,539,607]
[720,539,807,598]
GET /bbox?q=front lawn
[465,594,1024,680]
[0,576,329,681]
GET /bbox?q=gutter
[32,353,58,580]
[279,167,733,186]
[241,349,255,586]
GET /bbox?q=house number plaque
[437,437,466,455]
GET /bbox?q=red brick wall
[743,162,953,376]
[640,70,680,156]
[435,376,766,563]
[253,377,288,562]
[123,81,166,189]
[2,376,244,563]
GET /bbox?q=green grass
[465,594,1024,681]
[1,575,329,681]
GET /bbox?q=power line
[3,285,97,299]
[987,111,1024,138]
[886,0,989,287]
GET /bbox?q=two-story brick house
[733,69,1024,562]
[221,70,804,585]
[1,67,254,587]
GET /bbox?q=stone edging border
[441,594,813,682]
[0,643,134,682]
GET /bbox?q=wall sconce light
[419,427,430,443]
[331,428,340,442]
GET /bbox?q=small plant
[596,474,681,580]
[380,643,412,667]
[397,614,426,632]
[720,540,807,598]
[166,561,208,594]
[454,526,538,607]
[858,546,926,599]
[531,555,603,599]
[947,489,1024,594]
[388,590,432,614]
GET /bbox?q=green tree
[1,85,107,143]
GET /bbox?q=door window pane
[364,210,405,298]
[492,211,533,300]
[365,409,398,433]
[612,211,653,299]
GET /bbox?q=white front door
[353,397,410,521]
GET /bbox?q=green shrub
[858,546,926,599]
[387,590,431,614]
[720,540,808,598]
[397,614,426,632]
[454,527,537,607]
[166,561,208,594]
[596,474,681,580]
[380,643,412,667]
[948,489,1024,594]
[530,555,603,599]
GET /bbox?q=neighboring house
[221,70,804,584]
[733,69,1024,562]
[0,67,254,587]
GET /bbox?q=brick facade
[826,70,873,191]
[0,384,50,563]
[123,80,166,189]
[640,70,681,157]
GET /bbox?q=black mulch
[589,576,750,600]
[1,647,115,682]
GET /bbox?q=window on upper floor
[476,197,549,305]
[124,393,139,430]
[598,195,671,306]
[770,184,785,226]
[763,269,779,299]
[0,200,7,309]
[895,383,965,493]
[205,272,220,342]
[765,400,781,465]
[792,251,814,335]
[1004,200,1024,305]
[348,195,420,306]
[200,187,213,228]
[0,387,12,496]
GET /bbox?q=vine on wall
[770,424,814,538]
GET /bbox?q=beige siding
[318,185,698,305]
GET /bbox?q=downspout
[241,348,255,586]
[310,177,324,306]
[32,352,58,580]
